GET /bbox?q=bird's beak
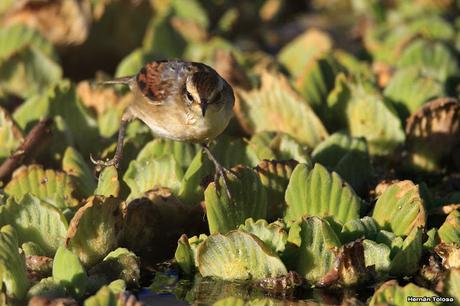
[200,100,208,117]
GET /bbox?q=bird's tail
[99,76,134,85]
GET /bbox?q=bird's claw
[213,165,236,202]
[90,154,119,171]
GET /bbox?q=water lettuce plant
[0,0,459,305]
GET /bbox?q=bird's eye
[185,91,194,103]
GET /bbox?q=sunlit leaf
[370,280,441,306]
[439,210,460,243]
[0,225,29,301]
[372,181,426,236]
[0,194,68,256]
[239,218,288,253]
[5,164,79,210]
[0,106,23,164]
[205,166,267,234]
[66,196,122,267]
[197,230,287,281]
[95,166,120,197]
[63,146,97,198]
[285,163,361,227]
[236,71,328,148]
[53,246,88,297]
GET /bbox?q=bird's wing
[135,61,177,104]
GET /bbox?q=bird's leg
[91,111,132,170]
[201,143,235,201]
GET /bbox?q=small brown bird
[92,60,235,198]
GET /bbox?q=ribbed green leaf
[255,159,298,220]
[293,216,341,283]
[66,196,122,267]
[197,230,287,281]
[0,106,23,164]
[237,72,328,148]
[83,286,120,306]
[205,167,267,234]
[445,268,460,303]
[341,217,379,243]
[53,246,87,297]
[239,218,288,253]
[175,234,207,275]
[390,227,423,276]
[124,155,183,200]
[0,225,29,301]
[384,67,444,118]
[312,132,373,194]
[363,240,391,278]
[370,281,441,306]
[372,181,426,236]
[285,163,361,226]
[439,210,460,243]
[5,164,79,210]
[0,194,68,256]
[95,166,119,197]
[278,29,332,77]
[62,146,97,198]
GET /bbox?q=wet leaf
[66,196,122,267]
[285,163,361,227]
[0,194,68,256]
[238,218,288,253]
[62,146,97,198]
[197,230,287,281]
[0,225,29,301]
[205,166,267,234]
[53,246,88,298]
[278,29,333,77]
[236,71,328,148]
[372,181,426,236]
[5,164,79,210]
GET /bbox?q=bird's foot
[90,154,120,172]
[213,163,236,202]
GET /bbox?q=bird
[91,60,235,199]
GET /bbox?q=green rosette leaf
[329,74,405,155]
[205,166,267,234]
[236,72,328,148]
[438,210,460,243]
[26,277,66,300]
[0,106,23,164]
[66,196,122,267]
[0,225,29,301]
[95,166,120,197]
[278,29,333,77]
[383,67,444,118]
[284,163,361,227]
[390,227,423,276]
[196,230,287,281]
[372,181,426,236]
[247,132,311,165]
[363,240,391,278]
[5,164,79,210]
[341,217,379,243]
[0,194,68,256]
[238,218,288,253]
[175,234,207,275]
[62,146,97,198]
[312,132,373,194]
[255,159,298,220]
[444,268,460,303]
[370,280,441,306]
[293,216,341,284]
[53,246,88,298]
[124,154,183,201]
[396,39,458,82]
